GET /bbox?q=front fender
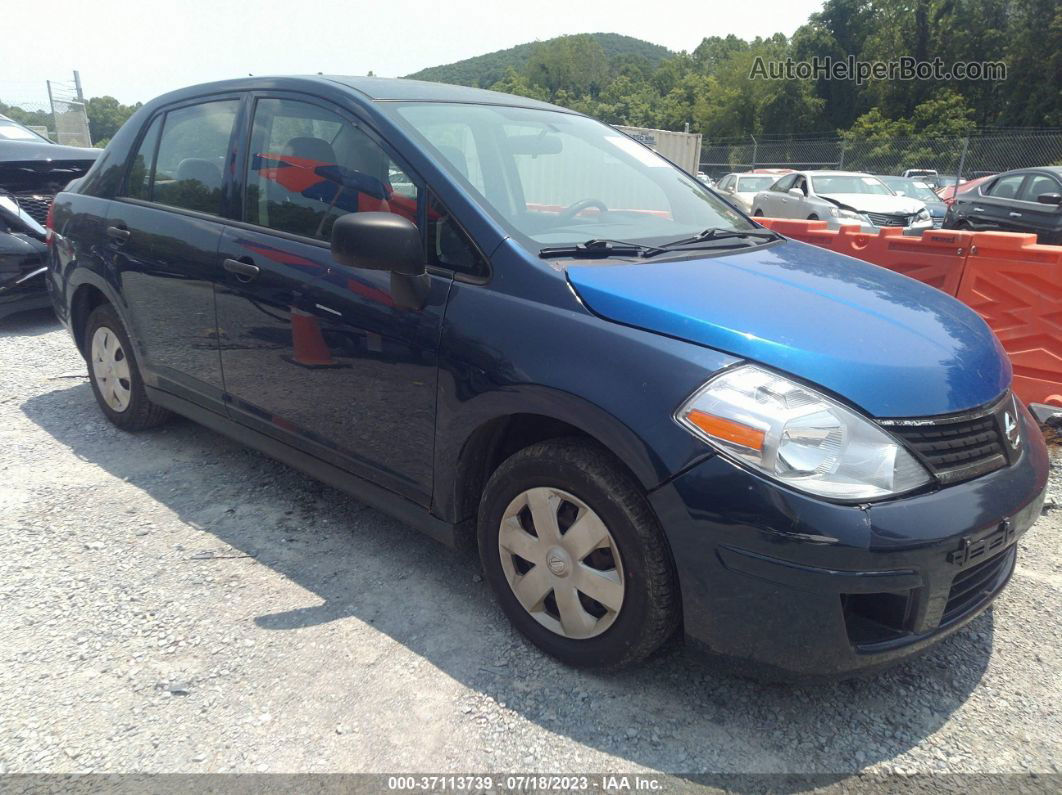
[433,273,738,523]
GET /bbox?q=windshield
[393,103,750,246]
[880,177,938,203]
[736,176,776,192]
[0,118,51,142]
[811,175,892,195]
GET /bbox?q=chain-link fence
[701,129,1062,186]
[0,74,91,147]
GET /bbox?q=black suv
[943,166,1062,244]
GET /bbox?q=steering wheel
[556,198,608,224]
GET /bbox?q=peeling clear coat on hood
[566,239,1010,418]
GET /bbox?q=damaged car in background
[0,113,98,319]
[751,170,934,233]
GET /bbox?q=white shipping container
[613,125,703,175]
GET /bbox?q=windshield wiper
[658,227,780,249]
[538,239,665,259]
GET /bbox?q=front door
[216,94,448,505]
[106,98,241,410]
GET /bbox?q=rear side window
[244,98,419,241]
[122,100,238,215]
[125,116,162,200]
[986,173,1026,200]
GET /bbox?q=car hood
[566,240,1009,417]
[0,140,100,164]
[819,193,924,215]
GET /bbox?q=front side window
[245,98,419,241]
[392,103,748,247]
[986,173,1026,199]
[1020,174,1061,202]
[772,174,797,192]
[150,100,239,214]
[427,193,484,274]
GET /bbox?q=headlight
[828,207,864,221]
[675,365,931,500]
[915,208,931,220]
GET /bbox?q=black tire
[807,214,819,220]
[753,209,764,217]
[84,303,171,431]
[477,437,680,669]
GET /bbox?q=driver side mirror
[330,211,429,311]
[1036,192,1062,206]
[787,188,804,198]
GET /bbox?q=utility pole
[74,70,85,102]
[954,137,969,193]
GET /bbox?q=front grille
[941,546,1015,625]
[865,212,911,227]
[13,193,54,225]
[879,394,1016,485]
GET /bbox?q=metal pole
[74,70,84,102]
[751,135,758,170]
[838,140,846,169]
[46,80,56,142]
[954,137,968,194]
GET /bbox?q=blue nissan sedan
[46,77,1048,679]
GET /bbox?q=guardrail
[755,219,1062,408]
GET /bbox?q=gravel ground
[1,308,1061,782]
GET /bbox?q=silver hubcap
[498,487,625,639]
[90,326,132,412]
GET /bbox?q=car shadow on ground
[22,383,994,784]
[1,307,60,339]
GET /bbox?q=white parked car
[715,173,781,212]
[751,171,934,232]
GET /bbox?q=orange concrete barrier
[755,219,972,296]
[957,233,1062,408]
[756,218,1062,407]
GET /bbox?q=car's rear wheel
[753,209,764,217]
[85,304,171,431]
[808,214,819,220]
[477,438,679,668]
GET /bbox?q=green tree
[526,34,610,100]
[86,96,141,144]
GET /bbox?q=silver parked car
[715,173,781,212]
[751,171,933,232]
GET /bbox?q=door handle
[1009,212,1022,218]
[974,207,985,212]
[223,258,260,282]
[106,224,130,243]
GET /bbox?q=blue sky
[5,0,823,105]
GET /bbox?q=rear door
[215,94,450,504]
[105,97,241,410]
[968,172,1029,233]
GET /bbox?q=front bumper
[649,403,1049,679]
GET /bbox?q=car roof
[322,75,564,110]
[995,166,1062,177]
[802,171,874,177]
[146,75,569,114]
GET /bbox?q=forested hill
[405,33,672,88]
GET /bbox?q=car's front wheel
[85,303,171,431]
[477,438,680,668]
